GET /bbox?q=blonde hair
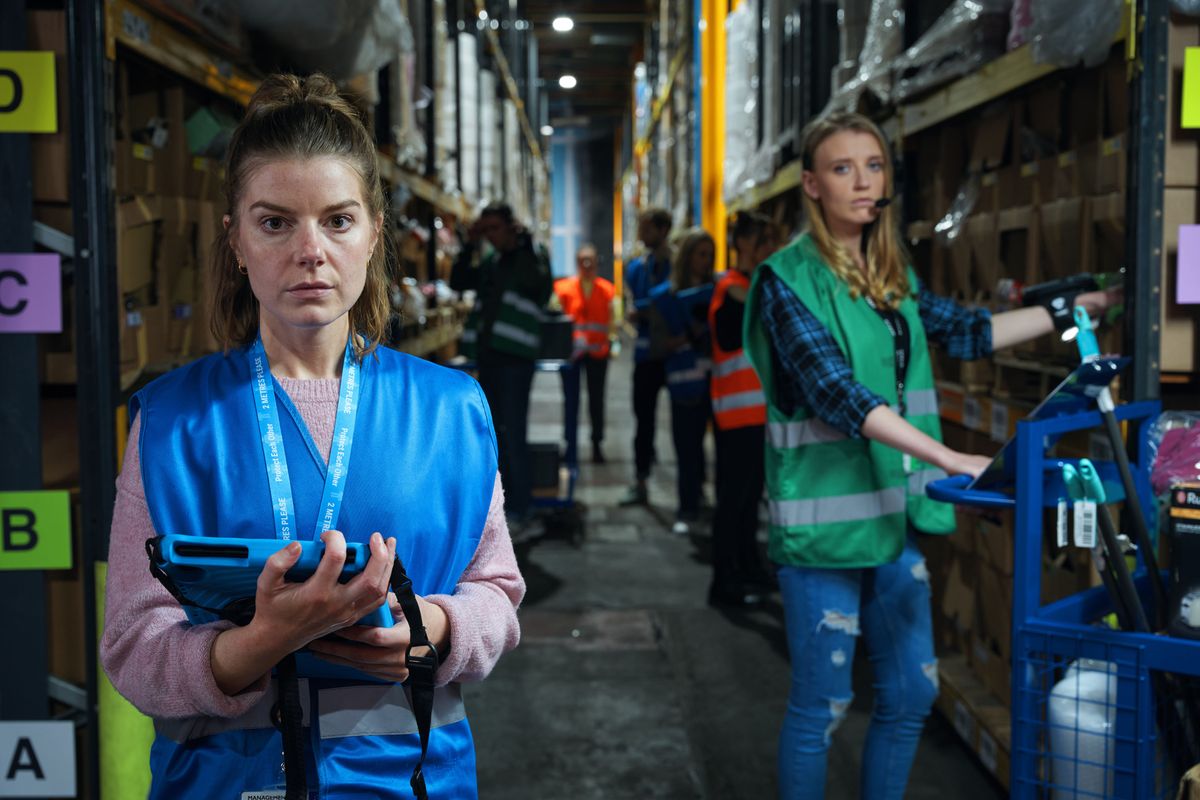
[800,111,909,309]
[211,73,391,359]
[671,227,715,291]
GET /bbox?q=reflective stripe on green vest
[460,290,544,361]
[743,234,955,569]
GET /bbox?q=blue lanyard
[248,334,362,540]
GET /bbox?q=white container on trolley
[1048,659,1117,799]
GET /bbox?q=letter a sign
[0,722,74,797]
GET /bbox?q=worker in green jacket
[742,112,1118,800]
[452,202,552,527]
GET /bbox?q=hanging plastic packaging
[1172,0,1200,16]
[1147,411,1200,496]
[892,0,1010,103]
[723,0,758,202]
[827,0,904,111]
[1030,0,1124,69]
[933,175,980,246]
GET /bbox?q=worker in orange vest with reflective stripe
[554,243,616,465]
[706,212,779,607]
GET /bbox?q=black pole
[0,0,48,725]
[452,0,464,195]
[425,0,439,282]
[68,0,119,792]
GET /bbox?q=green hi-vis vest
[460,267,545,363]
[743,234,955,569]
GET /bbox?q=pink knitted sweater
[100,375,525,720]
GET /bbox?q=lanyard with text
[249,334,362,541]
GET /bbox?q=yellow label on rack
[192,156,209,172]
[1020,162,1039,178]
[1102,136,1123,156]
[0,52,57,133]
[1057,151,1077,167]
[132,143,154,161]
[1183,48,1200,128]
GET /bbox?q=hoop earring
[236,259,247,275]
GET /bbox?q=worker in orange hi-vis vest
[706,212,779,608]
[554,243,616,466]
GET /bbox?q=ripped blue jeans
[777,533,939,800]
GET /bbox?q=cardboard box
[1034,198,1087,282]
[29,10,70,202]
[116,197,161,294]
[1022,81,1065,156]
[997,206,1037,286]
[1162,188,1200,372]
[976,512,1015,576]
[1167,19,1200,187]
[970,113,1012,172]
[966,214,1000,300]
[1102,53,1129,139]
[1083,192,1126,280]
[1052,150,1082,199]
[1081,135,1127,195]
[1067,69,1105,148]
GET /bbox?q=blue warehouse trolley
[929,387,1200,797]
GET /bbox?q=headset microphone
[874,196,894,209]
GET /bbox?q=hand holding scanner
[147,535,394,629]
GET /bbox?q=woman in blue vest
[651,227,717,536]
[100,74,525,800]
[742,112,1117,799]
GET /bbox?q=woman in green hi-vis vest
[742,112,1118,800]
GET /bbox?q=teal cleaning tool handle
[1073,305,1100,360]
[1076,459,1108,503]
[1061,463,1086,501]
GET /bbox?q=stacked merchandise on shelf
[459,32,481,202]
[436,0,458,196]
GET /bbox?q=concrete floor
[465,346,1007,799]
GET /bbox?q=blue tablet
[148,534,395,682]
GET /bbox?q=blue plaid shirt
[759,271,992,438]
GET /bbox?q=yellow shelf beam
[725,159,804,214]
[105,0,258,107]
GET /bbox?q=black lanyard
[866,297,911,416]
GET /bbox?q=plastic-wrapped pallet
[240,0,410,80]
[1029,0,1123,69]
[723,0,757,203]
[891,0,1010,104]
[826,0,904,112]
[435,0,458,195]
[833,0,872,94]
[480,69,498,201]
[458,33,480,202]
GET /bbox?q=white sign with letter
[0,721,74,797]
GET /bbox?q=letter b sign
[0,493,69,570]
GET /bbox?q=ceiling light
[540,125,554,136]
[552,16,574,32]
[558,74,577,89]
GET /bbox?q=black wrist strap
[390,556,439,800]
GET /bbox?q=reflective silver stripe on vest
[492,320,540,349]
[319,682,465,739]
[460,329,477,344]
[769,486,906,528]
[667,361,712,384]
[713,388,765,413]
[907,467,948,497]
[501,290,545,319]
[577,322,608,332]
[905,388,939,417]
[713,352,754,379]
[767,419,847,448]
[153,681,465,743]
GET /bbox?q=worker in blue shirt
[621,207,674,505]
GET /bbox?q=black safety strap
[144,538,257,625]
[390,556,439,800]
[272,654,308,800]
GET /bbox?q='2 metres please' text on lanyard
[249,334,361,541]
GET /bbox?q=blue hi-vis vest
[626,254,670,362]
[649,282,711,403]
[130,344,498,800]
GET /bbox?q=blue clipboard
[148,534,395,682]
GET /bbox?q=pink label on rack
[0,253,62,333]
[1179,225,1200,305]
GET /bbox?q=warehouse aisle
[464,346,1007,799]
